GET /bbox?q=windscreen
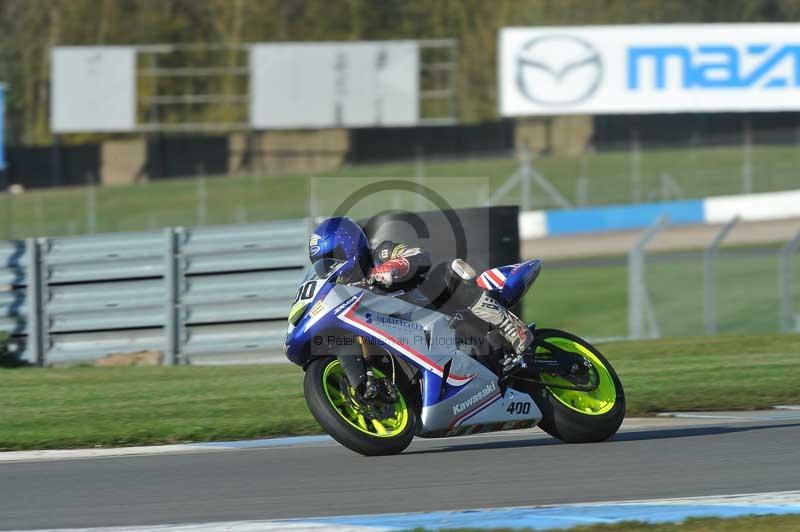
[310,258,346,279]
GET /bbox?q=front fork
[337,353,367,391]
[336,336,373,394]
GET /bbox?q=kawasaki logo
[452,381,497,415]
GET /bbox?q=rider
[309,216,532,361]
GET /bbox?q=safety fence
[628,217,800,340]
[5,121,800,241]
[0,220,308,366]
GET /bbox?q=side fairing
[330,290,542,435]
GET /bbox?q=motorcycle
[284,256,625,456]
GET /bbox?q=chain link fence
[2,123,800,239]
[629,218,800,340]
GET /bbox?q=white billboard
[51,47,136,132]
[250,42,419,128]
[500,24,800,116]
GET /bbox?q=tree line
[0,0,797,145]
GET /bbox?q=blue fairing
[284,258,356,367]
[284,284,330,366]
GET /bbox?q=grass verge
[1,333,798,450]
[436,513,800,531]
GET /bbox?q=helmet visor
[312,258,346,278]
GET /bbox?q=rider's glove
[368,258,409,288]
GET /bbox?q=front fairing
[284,283,354,366]
[284,258,361,366]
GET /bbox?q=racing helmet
[308,216,372,279]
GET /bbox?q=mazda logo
[515,34,602,106]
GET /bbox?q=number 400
[506,402,531,415]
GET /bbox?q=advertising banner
[500,24,800,115]
[250,41,419,128]
[51,47,136,132]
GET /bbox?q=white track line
[2,412,795,463]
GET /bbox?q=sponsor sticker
[309,301,325,318]
[453,381,497,415]
[309,233,322,256]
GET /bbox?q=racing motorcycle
[284,256,625,456]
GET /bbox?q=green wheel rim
[322,359,409,438]
[537,337,617,416]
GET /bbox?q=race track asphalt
[1,414,799,530]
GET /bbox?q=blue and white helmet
[308,217,372,279]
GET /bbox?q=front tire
[304,357,417,456]
[525,329,625,443]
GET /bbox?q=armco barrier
[0,220,309,365]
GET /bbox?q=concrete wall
[515,116,593,156]
[101,138,147,186]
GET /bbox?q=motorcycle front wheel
[304,356,417,456]
[524,328,625,443]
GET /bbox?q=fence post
[196,164,207,226]
[486,167,520,207]
[704,216,739,335]
[5,192,12,239]
[415,145,425,212]
[742,120,753,194]
[309,177,319,220]
[520,155,531,211]
[86,172,97,234]
[630,128,642,204]
[779,229,800,332]
[163,227,181,365]
[25,238,45,365]
[628,216,667,339]
[576,176,589,206]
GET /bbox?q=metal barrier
[0,220,308,365]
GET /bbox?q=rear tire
[304,357,417,456]
[525,328,625,443]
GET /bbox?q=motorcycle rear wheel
[524,328,625,443]
[304,356,417,456]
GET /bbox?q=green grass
[1,333,798,450]
[436,514,800,531]
[603,334,800,414]
[2,142,799,239]
[0,364,316,450]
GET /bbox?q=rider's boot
[439,259,533,372]
[467,291,533,372]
